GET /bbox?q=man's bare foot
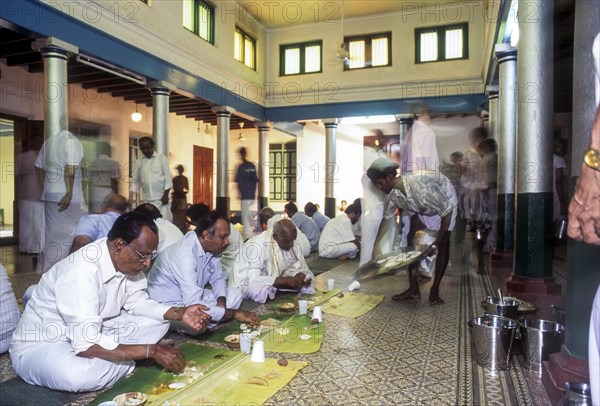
[417,275,431,282]
[429,295,445,305]
[392,290,421,301]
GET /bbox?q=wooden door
[193,145,214,206]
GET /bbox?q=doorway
[193,145,214,206]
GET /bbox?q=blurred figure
[130,137,172,221]
[35,130,85,274]
[304,202,330,232]
[443,151,466,244]
[86,142,120,214]
[234,147,258,240]
[69,193,128,253]
[460,127,489,232]
[477,138,498,272]
[15,132,44,254]
[338,199,347,213]
[171,164,189,231]
[400,102,440,174]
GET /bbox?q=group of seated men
[6,153,458,392]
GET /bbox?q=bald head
[103,193,127,213]
[273,219,297,251]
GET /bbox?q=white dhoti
[590,285,600,405]
[17,199,45,254]
[37,201,84,274]
[89,185,113,214]
[10,311,168,392]
[319,241,359,259]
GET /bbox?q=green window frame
[183,0,215,44]
[279,41,322,76]
[415,23,468,63]
[344,32,392,70]
[234,27,256,70]
[269,142,297,201]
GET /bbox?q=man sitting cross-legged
[147,210,260,334]
[232,219,315,303]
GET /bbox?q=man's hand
[234,310,261,325]
[181,304,212,332]
[216,297,226,308]
[151,345,186,373]
[352,239,361,249]
[161,195,169,205]
[58,193,72,212]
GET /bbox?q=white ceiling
[237,0,471,29]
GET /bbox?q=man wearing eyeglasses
[148,211,261,333]
[10,212,211,392]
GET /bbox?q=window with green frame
[280,41,322,76]
[234,27,256,70]
[269,142,296,201]
[415,23,468,63]
[183,0,214,44]
[344,32,391,70]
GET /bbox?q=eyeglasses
[127,243,158,262]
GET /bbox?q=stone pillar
[398,117,413,156]
[255,122,271,211]
[494,44,517,254]
[149,81,174,157]
[323,119,338,218]
[486,85,499,141]
[211,106,235,216]
[543,0,600,402]
[506,0,560,300]
[32,38,78,140]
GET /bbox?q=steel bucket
[469,314,518,371]
[520,319,565,373]
[558,382,592,406]
[483,296,520,320]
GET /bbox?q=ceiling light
[238,122,246,141]
[197,121,201,133]
[340,115,398,125]
[131,104,142,123]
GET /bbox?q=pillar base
[216,196,229,218]
[325,197,336,219]
[505,275,562,304]
[491,251,513,267]
[542,345,589,404]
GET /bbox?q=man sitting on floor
[147,210,260,334]
[233,219,315,303]
[69,193,127,253]
[304,202,330,232]
[259,207,312,257]
[318,203,362,260]
[10,212,211,392]
[285,201,320,252]
[367,158,457,305]
[134,203,183,252]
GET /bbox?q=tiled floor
[0,236,559,405]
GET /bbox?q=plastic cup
[298,300,308,315]
[327,279,335,291]
[312,306,323,322]
[348,280,360,291]
[250,340,265,362]
[240,333,252,354]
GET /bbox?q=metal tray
[352,245,432,281]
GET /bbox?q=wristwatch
[584,146,600,171]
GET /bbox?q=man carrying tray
[367,158,457,305]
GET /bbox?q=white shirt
[318,214,356,253]
[88,154,120,188]
[15,150,43,201]
[155,218,183,252]
[130,151,172,201]
[34,130,84,203]
[220,226,243,279]
[147,232,227,322]
[233,228,314,291]
[74,211,121,241]
[266,214,311,257]
[12,238,169,354]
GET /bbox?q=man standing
[148,211,260,333]
[10,212,211,392]
[130,137,172,221]
[285,202,320,252]
[15,132,44,254]
[367,158,457,305]
[171,164,189,231]
[318,203,361,260]
[233,219,315,303]
[34,130,85,274]
[235,147,258,240]
[400,103,440,174]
